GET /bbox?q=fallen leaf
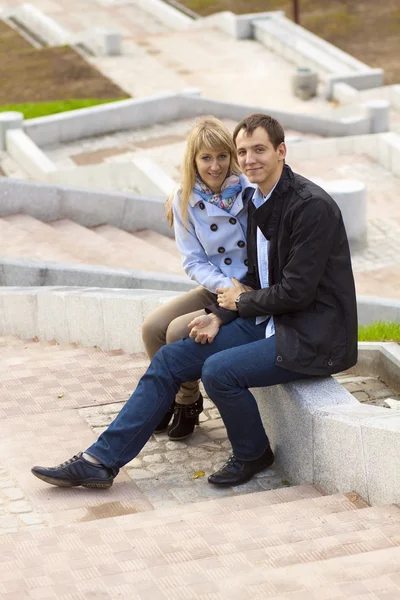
[349,493,359,502]
[281,479,291,487]
[57,393,64,398]
[192,470,205,479]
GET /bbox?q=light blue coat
[173,175,254,293]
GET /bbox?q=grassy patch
[0,99,125,120]
[0,20,128,104]
[358,321,400,343]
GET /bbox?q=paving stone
[142,453,163,465]
[3,488,24,501]
[353,391,371,402]
[7,500,33,514]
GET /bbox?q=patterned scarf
[193,173,242,212]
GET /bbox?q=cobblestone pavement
[334,373,400,409]
[81,393,286,512]
[0,336,286,537]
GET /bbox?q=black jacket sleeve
[239,198,339,318]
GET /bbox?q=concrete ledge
[350,342,400,399]
[132,0,193,29]
[254,15,371,75]
[333,82,359,105]
[326,70,384,100]
[21,91,376,155]
[180,95,371,137]
[0,287,181,352]
[0,178,172,236]
[0,258,195,292]
[6,129,56,181]
[12,3,69,45]
[0,285,398,504]
[24,93,193,147]
[48,158,176,196]
[194,10,283,40]
[9,3,122,56]
[392,85,400,111]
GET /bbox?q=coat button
[237,240,245,248]
[210,223,218,232]
[199,202,205,210]
[218,247,225,254]
[224,258,232,265]
[277,355,283,362]
[244,259,249,266]
[229,217,237,225]
[328,359,333,367]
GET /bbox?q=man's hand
[188,314,222,344]
[216,278,248,311]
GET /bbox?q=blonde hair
[165,117,240,228]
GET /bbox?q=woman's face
[195,147,231,193]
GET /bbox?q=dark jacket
[210,164,358,376]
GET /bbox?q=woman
[142,117,253,440]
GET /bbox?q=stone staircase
[1,335,400,598]
[0,213,183,275]
[1,485,400,598]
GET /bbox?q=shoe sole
[31,471,113,489]
[208,460,275,487]
[168,431,195,441]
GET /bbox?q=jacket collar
[251,164,293,240]
[189,174,255,217]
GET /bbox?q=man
[31,114,357,489]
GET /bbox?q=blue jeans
[86,318,311,475]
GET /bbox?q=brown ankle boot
[167,395,203,441]
[153,402,175,433]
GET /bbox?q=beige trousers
[141,286,217,405]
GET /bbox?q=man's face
[235,127,286,191]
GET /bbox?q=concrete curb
[0,285,398,504]
[0,178,172,237]
[352,341,400,395]
[0,258,195,292]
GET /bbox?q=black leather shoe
[154,402,175,433]
[168,394,203,440]
[31,453,114,488]
[208,446,275,487]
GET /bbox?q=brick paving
[1,339,400,597]
[0,335,287,537]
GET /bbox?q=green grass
[0,98,125,120]
[358,321,400,342]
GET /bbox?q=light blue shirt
[252,182,279,338]
[173,175,254,293]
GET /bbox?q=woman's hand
[188,314,222,344]
[216,277,248,311]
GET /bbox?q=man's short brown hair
[233,114,285,150]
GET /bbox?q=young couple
[32,113,358,489]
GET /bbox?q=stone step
[48,218,183,274]
[0,217,79,263]
[92,224,183,273]
[0,490,398,598]
[2,214,83,264]
[132,228,180,257]
[216,546,400,599]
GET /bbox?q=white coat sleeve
[173,200,234,293]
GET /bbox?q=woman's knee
[141,312,168,357]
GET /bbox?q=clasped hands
[188,278,251,344]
